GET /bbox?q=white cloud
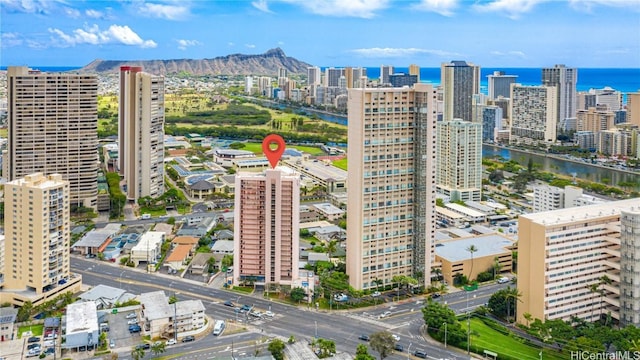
[228,42,235,46]
[64,7,80,18]
[569,0,640,12]
[473,0,548,19]
[138,2,189,20]
[177,39,201,50]
[278,41,285,45]
[48,24,157,48]
[0,0,55,14]
[1,32,23,47]
[252,0,273,13]
[85,9,104,18]
[350,47,460,58]
[412,0,459,16]
[245,44,256,48]
[490,50,527,58]
[281,0,390,18]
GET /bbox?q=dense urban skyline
[1,0,639,68]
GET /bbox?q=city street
[71,258,483,359]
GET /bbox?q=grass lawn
[18,324,44,338]
[469,318,565,360]
[239,142,325,156]
[332,158,347,171]
[0,128,7,138]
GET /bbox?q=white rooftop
[66,301,98,334]
[522,198,640,225]
[436,234,515,262]
[445,203,487,218]
[139,291,172,321]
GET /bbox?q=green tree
[354,344,376,360]
[466,245,478,281]
[369,331,395,359]
[167,216,176,225]
[221,254,233,269]
[421,300,465,346]
[267,338,285,360]
[131,347,145,360]
[326,240,338,260]
[316,338,336,358]
[290,287,306,303]
[436,198,445,207]
[168,295,178,304]
[17,301,33,322]
[564,336,605,353]
[150,341,166,357]
[99,332,108,350]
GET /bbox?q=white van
[212,320,225,336]
[497,277,510,284]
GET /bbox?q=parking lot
[104,308,143,350]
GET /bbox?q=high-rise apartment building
[627,92,640,127]
[307,66,321,86]
[518,198,640,325]
[325,67,344,88]
[509,84,558,147]
[233,169,300,287]
[118,66,165,202]
[380,65,394,85]
[0,173,82,306]
[576,106,615,132]
[487,71,517,99]
[4,66,98,209]
[346,84,437,290]
[441,60,480,122]
[541,64,577,130]
[481,106,503,142]
[409,64,420,83]
[620,208,640,326]
[436,120,482,202]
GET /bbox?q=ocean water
[363,67,640,94]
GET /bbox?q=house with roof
[172,236,199,253]
[139,291,206,340]
[64,301,99,350]
[211,240,234,254]
[189,253,217,275]
[187,179,217,200]
[72,223,122,256]
[176,217,216,238]
[165,245,192,271]
[130,231,164,267]
[78,284,133,309]
[214,229,234,240]
[0,307,18,341]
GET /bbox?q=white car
[166,339,177,345]
[380,311,392,318]
[372,291,381,297]
[391,334,400,341]
[127,319,138,325]
[263,311,275,318]
[126,313,137,319]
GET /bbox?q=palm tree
[326,240,338,261]
[523,312,533,327]
[598,275,612,321]
[588,283,599,322]
[466,245,478,281]
[151,341,166,357]
[504,287,522,323]
[131,347,145,360]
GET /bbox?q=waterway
[482,145,639,188]
[248,98,639,189]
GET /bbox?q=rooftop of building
[166,244,191,262]
[211,240,234,253]
[435,234,515,262]
[521,198,640,225]
[139,291,172,321]
[312,203,345,215]
[66,301,98,334]
[172,236,199,245]
[445,203,487,218]
[175,300,206,316]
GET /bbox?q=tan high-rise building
[0,173,82,307]
[409,64,420,83]
[233,168,300,287]
[627,92,640,127]
[577,106,616,132]
[517,199,640,325]
[4,66,98,209]
[346,84,437,290]
[118,66,165,201]
[436,120,482,202]
[509,84,558,147]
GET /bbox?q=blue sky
[1,0,639,68]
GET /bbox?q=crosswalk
[340,312,395,329]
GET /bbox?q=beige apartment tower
[0,173,82,307]
[441,60,481,122]
[346,84,437,290]
[517,199,640,325]
[233,169,300,287]
[436,120,482,201]
[4,66,98,209]
[118,66,165,201]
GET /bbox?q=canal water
[482,145,639,188]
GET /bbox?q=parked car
[371,291,381,297]
[240,304,251,312]
[27,337,40,343]
[391,334,400,341]
[166,338,177,345]
[129,325,141,333]
[127,319,138,325]
[223,300,235,307]
[126,313,137,319]
[414,350,427,358]
[135,343,150,350]
[358,334,370,341]
[182,336,195,343]
[394,343,404,352]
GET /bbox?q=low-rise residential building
[435,234,515,285]
[64,301,99,350]
[211,240,234,254]
[139,291,206,339]
[0,307,18,341]
[165,245,191,271]
[312,203,345,221]
[72,224,122,256]
[130,231,164,267]
[78,284,130,309]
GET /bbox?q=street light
[443,322,447,348]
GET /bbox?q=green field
[332,158,347,170]
[18,324,44,338]
[469,318,566,360]
[0,128,7,138]
[238,142,325,156]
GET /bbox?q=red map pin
[262,134,286,169]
